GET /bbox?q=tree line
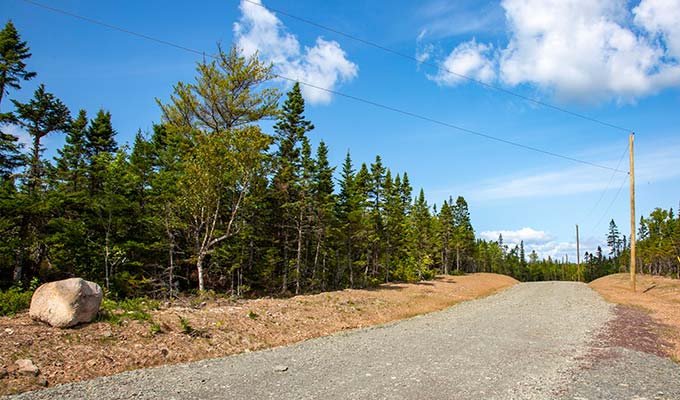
[1,21,677,299]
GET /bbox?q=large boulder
[29,278,103,328]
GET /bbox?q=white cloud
[3,124,30,148]
[421,0,680,102]
[416,0,506,39]
[480,227,603,260]
[480,227,552,243]
[428,39,496,85]
[634,0,680,59]
[233,0,358,105]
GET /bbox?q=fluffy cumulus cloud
[428,39,496,85]
[421,0,680,101]
[233,0,358,105]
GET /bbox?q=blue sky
[4,0,680,260]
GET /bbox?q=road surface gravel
[9,282,680,399]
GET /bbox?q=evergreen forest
[1,21,679,302]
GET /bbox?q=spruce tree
[606,219,621,257]
[0,20,36,106]
[452,196,475,272]
[272,82,314,293]
[12,84,70,193]
[53,109,88,192]
[85,109,117,194]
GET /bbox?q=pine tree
[438,200,454,275]
[452,196,475,272]
[337,151,358,288]
[85,109,117,194]
[53,109,88,192]
[271,82,314,294]
[0,129,22,180]
[368,155,385,278]
[12,84,70,193]
[411,188,432,280]
[0,20,36,106]
[310,141,335,290]
[607,219,621,257]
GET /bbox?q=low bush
[0,287,33,316]
[0,278,39,317]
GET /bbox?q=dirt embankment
[590,273,680,361]
[0,273,517,396]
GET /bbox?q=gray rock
[15,359,39,376]
[273,365,288,372]
[0,365,7,379]
[29,278,103,328]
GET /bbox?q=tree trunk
[347,233,353,289]
[197,253,205,292]
[104,232,110,291]
[295,218,303,295]
[282,230,288,293]
[456,246,460,272]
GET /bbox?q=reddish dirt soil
[590,273,680,361]
[0,273,517,396]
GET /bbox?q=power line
[584,173,629,246]
[19,0,627,174]
[240,0,632,134]
[580,144,630,223]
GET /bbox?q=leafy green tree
[0,20,36,106]
[158,46,278,291]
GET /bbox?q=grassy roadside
[0,273,517,396]
[589,273,680,362]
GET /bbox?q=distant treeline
[1,21,676,298]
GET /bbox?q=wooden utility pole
[576,224,581,281]
[629,133,637,292]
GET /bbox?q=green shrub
[179,316,194,335]
[97,296,160,324]
[0,287,33,316]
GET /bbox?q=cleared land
[0,273,516,396]
[7,282,616,400]
[590,273,680,361]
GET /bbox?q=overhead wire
[18,0,628,175]
[580,144,630,223]
[240,0,633,134]
[582,173,629,250]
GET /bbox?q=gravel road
[10,282,680,399]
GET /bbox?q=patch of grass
[179,316,194,335]
[247,310,259,320]
[97,296,161,324]
[150,322,162,335]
